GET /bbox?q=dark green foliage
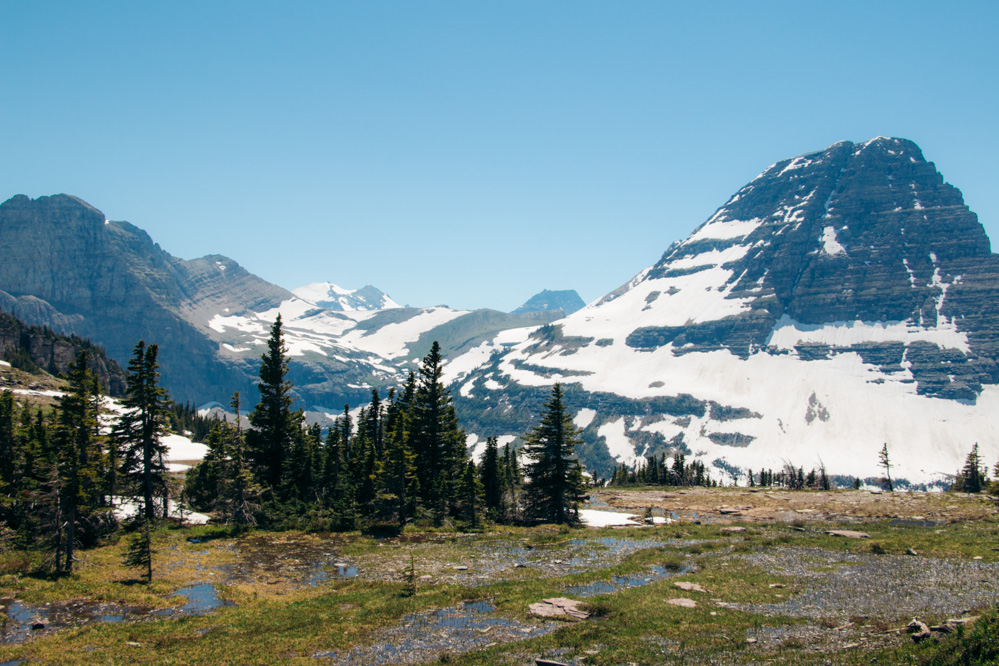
[879,443,894,492]
[918,605,999,665]
[123,518,154,583]
[246,316,295,492]
[479,436,504,519]
[114,341,170,521]
[951,443,989,493]
[522,383,585,525]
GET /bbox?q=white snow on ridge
[574,408,597,429]
[340,307,469,359]
[766,314,970,354]
[820,226,846,256]
[686,218,762,243]
[599,418,638,467]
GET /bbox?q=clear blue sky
[2,2,997,311]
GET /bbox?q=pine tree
[53,351,104,572]
[953,443,987,493]
[246,315,295,493]
[878,443,894,492]
[0,390,15,494]
[115,341,170,521]
[410,342,467,517]
[521,383,585,525]
[479,436,505,519]
[123,518,154,582]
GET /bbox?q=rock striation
[448,138,999,483]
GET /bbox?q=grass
[1,490,997,664]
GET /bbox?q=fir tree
[246,315,295,493]
[479,436,505,519]
[411,342,466,517]
[953,443,987,493]
[53,351,104,572]
[878,443,894,492]
[460,459,482,528]
[123,518,154,583]
[0,390,15,493]
[115,341,170,521]
[521,383,585,525]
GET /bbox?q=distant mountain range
[512,289,586,316]
[2,137,997,484]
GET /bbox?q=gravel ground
[728,546,999,620]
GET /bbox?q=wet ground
[315,600,559,665]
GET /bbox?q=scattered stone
[973,556,983,561]
[126,641,142,647]
[720,527,746,534]
[719,509,742,515]
[929,623,955,634]
[30,621,45,630]
[529,598,590,620]
[907,619,932,642]
[667,598,697,608]
[768,583,786,589]
[746,638,757,644]
[674,581,708,593]
[843,643,860,649]
[949,616,979,627]
[536,660,569,666]
[906,548,918,556]
[826,530,870,539]
[453,565,469,570]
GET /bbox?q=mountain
[0,194,555,412]
[512,289,586,316]
[446,138,999,486]
[292,282,401,311]
[0,309,126,395]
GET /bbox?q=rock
[769,583,786,588]
[929,623,955,634]
[746,638,758,644]
[674,581,708,593]
[906,548,918,556]
[719,509,742,515]
[30,621,45,630]
[907,619,932,642]
[535,660,570,666]
[826,530,870,539]
[720,527,747,534]
[529,598,590,621]
[452,565,469,570]
[667,598,697,608]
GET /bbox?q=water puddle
[565,564,694,597]
[315,600,556,665]
[1,597,155,644]
[225,534,355,587]
[169,584,231,615]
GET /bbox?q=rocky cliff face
[0,311,126,395]
[0,194,291,402]
[447,138,999,484]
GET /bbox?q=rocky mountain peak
[512,289,586,316]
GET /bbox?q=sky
[2,2,997,312]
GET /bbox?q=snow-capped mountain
[0,193,562,412]
[292,282,402,311]
[447,138,999,485]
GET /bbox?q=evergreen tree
[460,459,482,527]
[878,443,894,492]
[246,315,295,493]
[53,351,104,572]
[123,518,154,582]
[479,436,505,519]
[953,443,988,493]
[0,390,15,494]
[410,342,467,517]
[521,383,585,525]
[115,341,170,521]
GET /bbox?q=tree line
[184,316,588,532]
[1,315,591,579]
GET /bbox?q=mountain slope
[447,138,999,485]
[512,289,586,316]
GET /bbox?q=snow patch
[574,408,597,429]
[820,226,846,256]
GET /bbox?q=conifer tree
[53,351,104,572]
[115,341,170,521]
[0,390,15,494]
[411,342,466,517]
[521,383,585,525]
[878,443,894,492]
[124,518,154,582]
[953,443,987,493]
[479,436,505,519]
[460,459,482,528]
[246,316,295,493]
